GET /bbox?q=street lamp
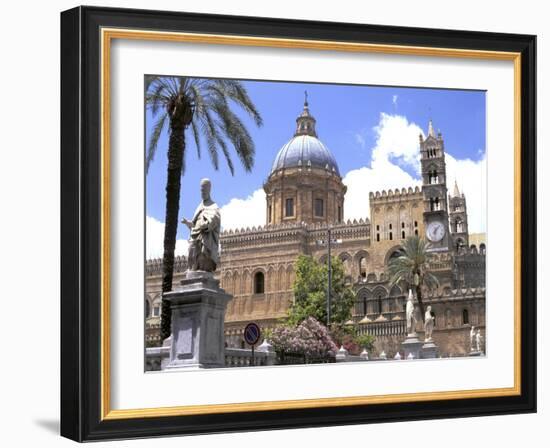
[316,226,342,326]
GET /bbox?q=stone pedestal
[401,333,424,360]
[420,340,439,359]
[164,271,231,370]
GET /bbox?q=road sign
[244,322,261,346]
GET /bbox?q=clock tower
[420,120,452,252]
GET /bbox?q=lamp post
[316,226,342,327]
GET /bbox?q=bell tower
[448,181,469,251]
[420,120,452,251]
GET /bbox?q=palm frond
[215,79,263,126]
[190,118,202,160]
[146,112,168,173]
[145,75,159,93]
[211,101,255,172]
[200,110,220,170]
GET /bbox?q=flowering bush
[330,325,376,355]
[269,317,338,357]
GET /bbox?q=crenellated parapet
[220,218,371,251]
[307,218,370,243]
[369,186,422,203]
[145,255,188,277]
[423,286,486,302]
[220,222,308,250]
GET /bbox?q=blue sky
[145,78,486,258]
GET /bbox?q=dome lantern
[294,91,318,138]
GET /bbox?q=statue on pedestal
[470,325,476,351]
[424,305,434,341]
[406,289,417,335]
[476,329,483,352]
[181,178,221,272]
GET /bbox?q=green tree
[387,235,439,322]
[288,255,355,327]
[146,76,263,341]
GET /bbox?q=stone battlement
[369,186,422,202]
[424,286,486,301]
[145,255,187,277]
[220,217,370,237]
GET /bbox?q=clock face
[426,221,446,242]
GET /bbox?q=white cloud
[392,94,398,107]
[445,153,487,234]
[146,215,189,259]
[343,113,422,221]
[343,113,486,233]
[220,188,266,231]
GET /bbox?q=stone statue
[405,289,417,335]
[181,178,221,272]
[470,325,476,351]
[476,329,483,352]
[424,306,434,341]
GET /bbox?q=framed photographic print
[60,5,536,442]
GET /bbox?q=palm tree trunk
[160,123,186,342]
[416,285,426,323]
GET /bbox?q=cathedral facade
[145,99,486,357]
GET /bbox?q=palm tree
[146,76,263,341]
[387,235,439,322]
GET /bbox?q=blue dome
[270,135,340,176]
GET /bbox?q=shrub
[269,317,338,357]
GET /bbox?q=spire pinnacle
[453,180,461,197]
[428,119,435,137]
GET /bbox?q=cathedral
[145,98,486,357]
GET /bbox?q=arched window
[462,309,469,325]
[314,198,324,217]
[254,272,265,294]
[480,243,486,254]
[285,198,294,217]
[359,257,367,278]
[401,230,406,239]
[145,299,150,318]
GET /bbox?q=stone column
[164,271,231,370]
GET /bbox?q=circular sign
[244,323,261,346]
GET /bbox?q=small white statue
[424,305,434,341]
[470,326,476,351]
[476,329,483,352]
[406,289,417,335]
